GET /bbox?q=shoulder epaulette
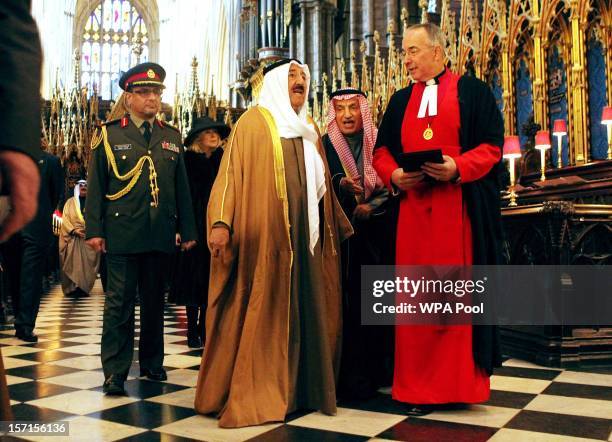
[159,120,181,133]
[101,118,121,126]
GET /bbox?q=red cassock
[373,70,501,404]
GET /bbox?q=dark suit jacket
[0,0,42,161]
[86,117,197,254]
[0,0,41,420]
[21,152,64,244]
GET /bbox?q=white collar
[418,81,438,118]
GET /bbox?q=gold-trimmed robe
[59,196,100,294]
[194,106,352,428]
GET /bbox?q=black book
[398,149,444,172]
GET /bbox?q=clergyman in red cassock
[373,23,504,414]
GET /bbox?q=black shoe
[403,403,433,416]
[15,330,38,343]
[102,375,125,395]
[140,368,167,381]
[187,335,202,349]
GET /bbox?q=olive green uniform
[86,115,197,380]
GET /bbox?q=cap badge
[147,69,155,79]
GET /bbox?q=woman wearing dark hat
[170,116,230,348]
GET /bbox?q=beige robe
[194,107,352,428]
[59,197,100,294]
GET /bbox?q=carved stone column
[311,2,322,81]
[325,3,334,86]
[386,0,399,44]
[363,0,375,55]
[289,16,298,58]
[299,2,307,62]
[290,1,336,88]
[289,17,298,58]
[349,0,363,57]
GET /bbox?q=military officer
[85,62,197,395]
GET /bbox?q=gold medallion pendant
[423,126,434,140]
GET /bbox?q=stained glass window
[81,0,148,99]
[428,0,437,13]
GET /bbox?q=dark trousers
[99,253,108,293]
[101,252,167,379]
[0,234,22,320]
[15,236,49,334]
[338,217,395,396]
[45,239,60,284]
[186,305,206,342]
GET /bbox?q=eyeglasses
[132,88,163,97]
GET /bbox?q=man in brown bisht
[194,59,352,428]
[59,180,100,297]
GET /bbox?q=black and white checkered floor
[1,280,611,441]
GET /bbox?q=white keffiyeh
[73,180,87,219]
[258,61,327,254]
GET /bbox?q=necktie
[142,121,152,145]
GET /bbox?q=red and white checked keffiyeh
[326,92,380,199]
